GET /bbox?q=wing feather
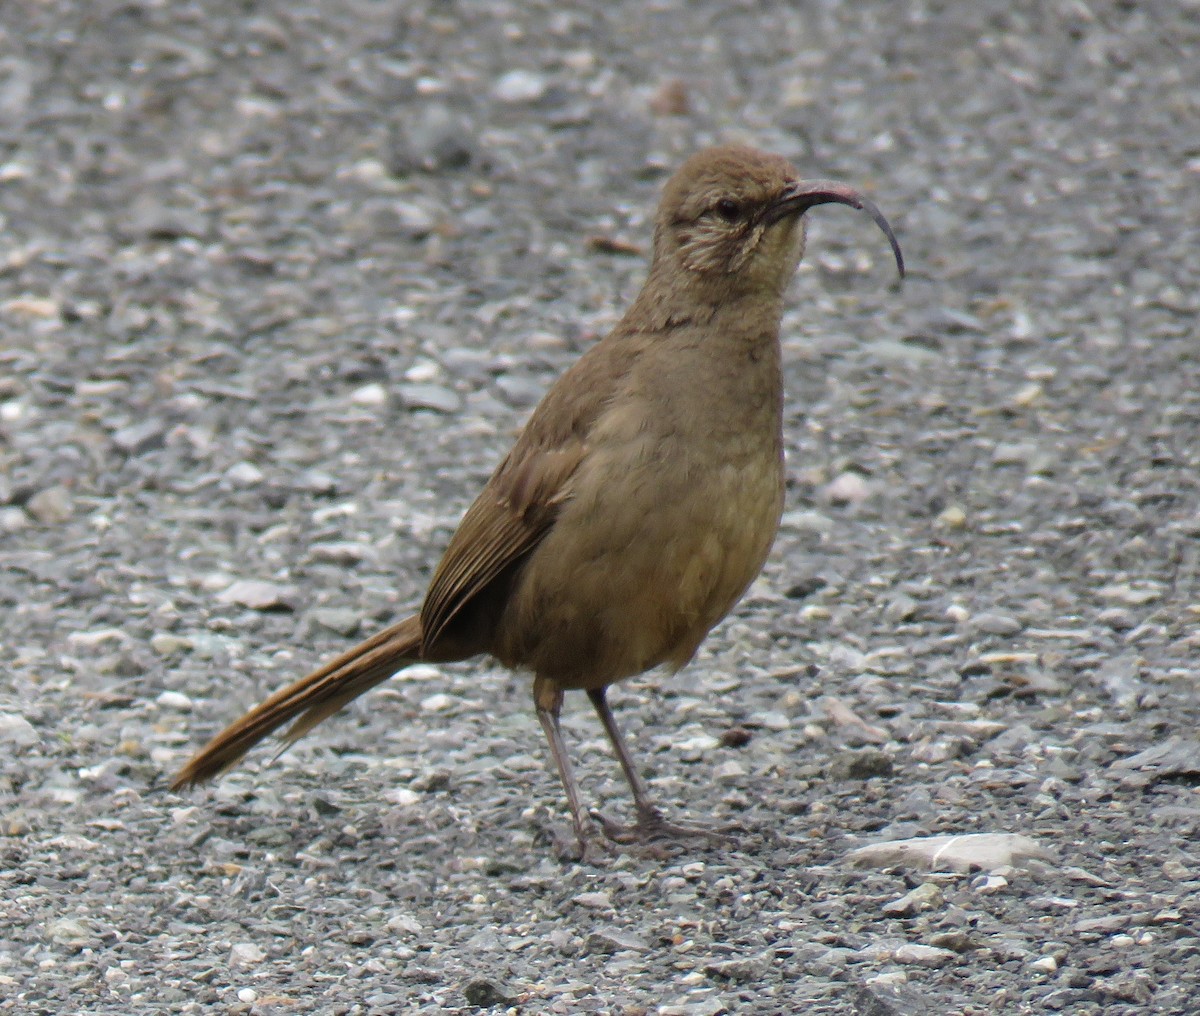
[419,329,642,654]
[420,442,585,651]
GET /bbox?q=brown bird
[172,145,904,857]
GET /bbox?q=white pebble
[823,471,872,504]
[945,603,970,622]
[0,712,38,746]
[892,944,957,967]
[492,69,548,103]
[156,691,193,711]
[400,664,445,682]
[150,633,192,657]
[386,913,424,934]
[350,382,389,406]
[229,942,265,967]
[404,358,442,383]
[572,891,612,909]
[0,506,28,532]
[712,760,747,782]
[420,693,455,713]
[223,461,263,486]
[972,874,1009,894]
[675,733,721,752]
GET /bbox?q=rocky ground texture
[2,1,1199,1013]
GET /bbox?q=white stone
[419,693,455,713]
[350,382,389,406]
[229,942,266,967]
[156,691,193,711]
[847,832,1051,874]
[0,712,37,746]
[492,69,548,103]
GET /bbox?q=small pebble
[892,944,957,967]
[492,69,548,103]
[350,382,389,406]
[150,633,192,657]
[991,442,1037,466]
[938,504,968,528]
[223,461,264,486]
[403,358,442,383]
[973,874,1009,894]
[462,977,516,1006]
[712,759,746,783]
[780,508,835,533]
[884,594,919,622]
[399,382,462,414]
[155,690,193,711]
[585,928,650,954]
[822,471,872,504]
[308,541,370,564]
[386,914,423,934]
[0,506,28,531]
[419,693,454,713]
[0,712,38,746]
[1096,606,1135,630]
[229,942,266,967]
[494,374,546,408]
[1162,859,1191,880]
[928,930,975,953]
[881,882,944,917]
[1011,382,1043,407]
[572,891,612,910]
[217,579,298,611]
[676,733,721,754]
[827,748,893,781]
[112,418,165,455]
[47,918,97,948]
[969,612,1022,636]
[308,607,362,637]
[26,485,73,524]
[703,953,767,981]
[1096,582,1162,605]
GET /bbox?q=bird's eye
[714,198,740,222]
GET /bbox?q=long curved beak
[764,180,905,279]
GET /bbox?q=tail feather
[171,614,423,789]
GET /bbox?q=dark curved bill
[763,179,905,279]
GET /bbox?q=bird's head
[649,145,903,304]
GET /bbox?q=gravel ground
[2,1,1199,1013]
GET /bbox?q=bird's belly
[494,439,784,687]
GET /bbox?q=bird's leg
[533,676,607,861]
[586,687,731,845]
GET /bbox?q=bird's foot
[593,805,736,848]
[548,818,616,865]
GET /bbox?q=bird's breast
[494,346,785,687]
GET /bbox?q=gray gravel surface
[3,1,1200,1013]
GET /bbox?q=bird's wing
[419,440,586,651]
[419,324,644,653]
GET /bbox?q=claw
[593,805,737,847]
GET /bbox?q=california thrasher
[172,145,904,856]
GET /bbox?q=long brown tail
[171,614,423,789]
